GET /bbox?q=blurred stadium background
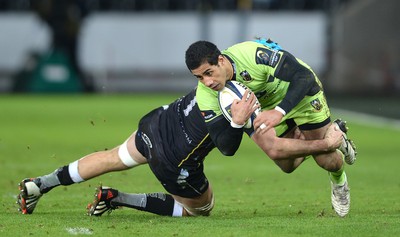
[0,0,399,119]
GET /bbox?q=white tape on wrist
[274,106,286,115]
[230,121,245,128]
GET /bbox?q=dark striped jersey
[158,89,215,167]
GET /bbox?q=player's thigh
[126,131,147,164]
[302,123,340,168]
[301,122,330,140]
[148,159,213,215]
[275,90,331,136]
[151,164,214,216]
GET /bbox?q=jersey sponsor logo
[310,98,322,111]
[240,70,252,82]
[177,168,189,187]
[201,110,216,120]
[147,193,167,201]
[255,47,280,67]
[255,90,267,100]
[177,168,202,195]
[141,132,153,149]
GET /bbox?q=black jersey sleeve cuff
[206,115,243,156]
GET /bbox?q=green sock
[329,152,347,186]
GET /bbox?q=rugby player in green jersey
[185,39,357,217]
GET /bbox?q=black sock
[111,192,175,216]
[56,165,74,185]
[38,165,74,193]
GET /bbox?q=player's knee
[183,196,215,217]
[274,157,303,173]
[275,161,297,173]
[314,153,342,172]
[280,167,296,174]
[267,150,282,161]
[316,160,342,172]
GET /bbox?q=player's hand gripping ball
[218,81,261,129]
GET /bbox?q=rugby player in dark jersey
[17,88,344,217]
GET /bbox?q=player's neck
[223,55,236,81]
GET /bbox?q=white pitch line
[66,227,93,235]
[332,108,400,131]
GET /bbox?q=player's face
[191,56,230,91]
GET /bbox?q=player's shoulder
[195,83,222,121]
[225,39,284,55]
[196,83,217,97]
[196,83,217,106]
[223,41,259,54]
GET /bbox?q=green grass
[1,94,399,236]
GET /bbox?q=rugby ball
[218,81,260,128]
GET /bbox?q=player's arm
[202,89,258,156]
[252,123,343,160]
[206,115,243,156]
[254,50,322,131]
[197,84,243,156]
[273,50,321,115]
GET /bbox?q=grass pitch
[0,94,399,236]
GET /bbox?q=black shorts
[135,107,209,198]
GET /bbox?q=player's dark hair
[185,41,221,70]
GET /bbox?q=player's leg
[171,185,214,216]
[87,106,214,217]
[288,89,354,217]
[301,124,344,171]
[252,123,306,173]
[17,131,146,214]
[116,164,214,217]
[296,92,349,184]
[88,125,214,217]
[87,163,214,217]
[301,122,350,217]
[87,185,214,217]
[77,131,147,180]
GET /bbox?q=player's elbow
[266,149,284,161]
[266,149,297,174]
[218,147,237,156]
[215,138,240,156]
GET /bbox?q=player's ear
[218,55,225,64]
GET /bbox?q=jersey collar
[222,54,236,81]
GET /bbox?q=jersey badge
[255,47,280,67]
[240,70,252,82]
[310,98,322,111]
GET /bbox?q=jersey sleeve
[251,41,321,114]
[196,83,243,156]
[196,83,222,122]
[273,50,321,114]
